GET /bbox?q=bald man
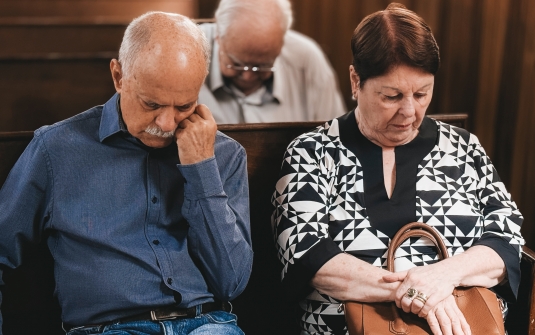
[199,0,347,123]
[0,12,252,335]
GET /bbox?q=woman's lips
[392,123,411,130]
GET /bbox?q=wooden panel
[510,0,535,260]
[0,23,125,57]
[472,0,510,157]
[0,0,197,20]
[0,59,115,132]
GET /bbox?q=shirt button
[152,240,160,245]
[152,196,158,204]
[167,278,173,285]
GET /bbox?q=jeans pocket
[204,311,238,325]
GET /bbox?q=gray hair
[215,0,293,37]
[118,11,211,78]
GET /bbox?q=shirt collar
[99,93,128,142]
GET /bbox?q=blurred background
[1,0,534,247]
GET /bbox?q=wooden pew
[0,115,533,334]
[0,4,201,132]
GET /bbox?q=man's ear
[349,65,360,99]
[110,59,123,93]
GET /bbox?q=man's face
[111,47,207,148]
[217,22,285,95]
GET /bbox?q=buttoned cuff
[177,156,223,200]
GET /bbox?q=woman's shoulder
[430,118,485,154]
[288,118,342,149]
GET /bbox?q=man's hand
[175,104,217,164]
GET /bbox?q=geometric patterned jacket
[271,111,524,335]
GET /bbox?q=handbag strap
[387,222,449,272]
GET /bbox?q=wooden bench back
[1,114,533,334]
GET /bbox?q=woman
[271,3,524,335]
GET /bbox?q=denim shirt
[0,94,253,327]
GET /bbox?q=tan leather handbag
[344,222,505,335]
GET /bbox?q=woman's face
[351,64,435,147]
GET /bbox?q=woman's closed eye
[383,93,402,101]
[414,92,428,100]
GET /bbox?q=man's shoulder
[34,105,103,142]
[281,30,330,67]
[283,30,324,55]
[214,131,246,157]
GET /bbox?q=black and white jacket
[271,111,524,335]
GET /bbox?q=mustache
[144,125,175,138]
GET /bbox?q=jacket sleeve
[469,134,524,301]
[271,130,343,300]
[178,144,253,301]
[0,134,52,334]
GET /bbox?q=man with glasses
[198,0,347,124]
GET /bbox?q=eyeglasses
[225,64,276,73]
[222,50,276,73]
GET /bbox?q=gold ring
[405,287,418,300]
[415,292,428,304]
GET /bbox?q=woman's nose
[154,108,178,132]
[399,97,416,117]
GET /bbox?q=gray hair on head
[118,11,211,78]
[215,0,293,37]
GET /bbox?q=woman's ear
[349,65,360,100]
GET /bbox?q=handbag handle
[386,222,449,272]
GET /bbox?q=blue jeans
[66,311,244,335]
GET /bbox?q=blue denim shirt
[0,94,253,327]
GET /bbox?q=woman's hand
[426,295,471,335]
[383,261,458,317]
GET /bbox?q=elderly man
[199,0,347,123]
[0,12,252,335]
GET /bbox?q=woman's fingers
[426,310,443,335]
[383,271,407,283]
[425,296,470,335]
[445,296,471,335]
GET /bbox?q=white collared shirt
[198,23,347,124]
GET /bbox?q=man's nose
[239,70,260,81]
[154,108,178,132]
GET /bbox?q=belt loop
[195,304,203,317]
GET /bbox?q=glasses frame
[223,51,276,73]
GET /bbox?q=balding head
[118,11,210,79]
[215,0,293,38]
[110,12,211,148]
[215,0,292,95]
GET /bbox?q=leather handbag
[344,222,505,335]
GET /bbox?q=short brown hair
[351,3,440,87]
